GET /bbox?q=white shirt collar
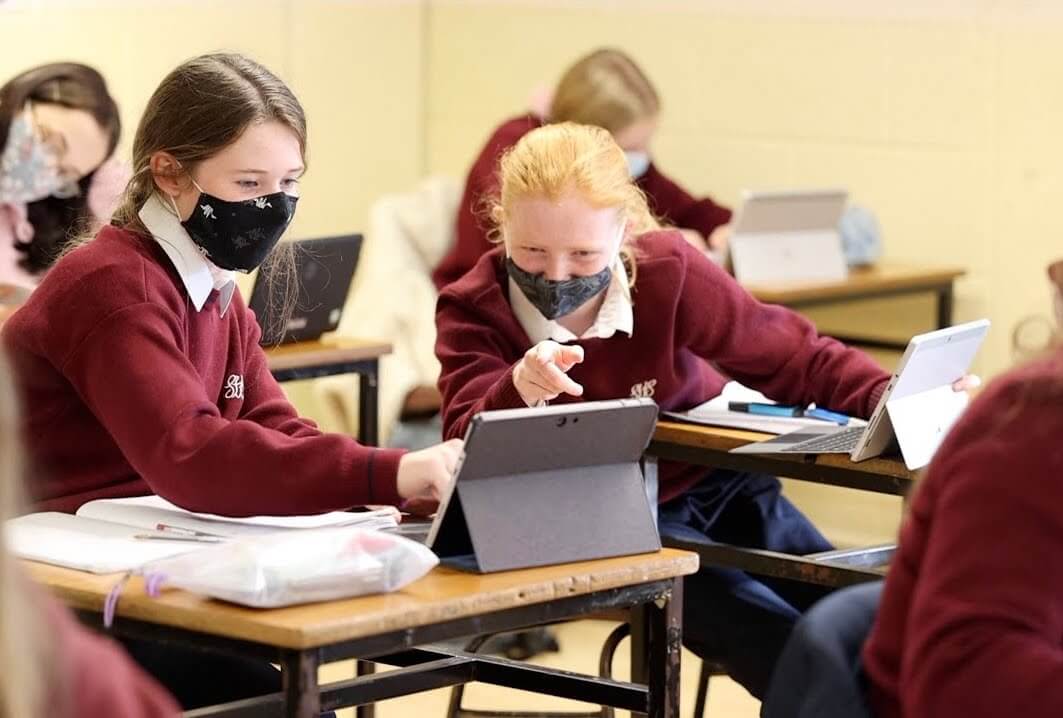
[138,193,236,316]
[509,255,633,344]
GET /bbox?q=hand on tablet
[513,340,585,407]
[952,374,982,397]
[396,438,463,502]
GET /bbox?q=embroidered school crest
[224,374,245,400]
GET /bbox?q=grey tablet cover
[429,398,662,573]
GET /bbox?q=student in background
[0,351,179,717]
[432,47,732,289]
[0,63,124,322]
[435,122,895,697]
[862,262,1063,718]
[2,52,460,710]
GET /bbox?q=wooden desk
[746,263,966,351]
[651,421,915,496]
[647,421,914,587]
[266,338,391,446]
[29,550,698,718]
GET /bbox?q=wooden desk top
[27,549,697,651]
[653,421,915,482]
[265,337,392,373]
[746,263,966,305]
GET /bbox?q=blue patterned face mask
[624,150,651,179]
[506,258,612,320]
[506,222,625,320]
[176,179,298,272]
[0,106,77,204]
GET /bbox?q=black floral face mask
[179,183,298,272]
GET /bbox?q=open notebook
[663,382,866,435]
[6,495,400,574]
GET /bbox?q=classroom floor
[321,481,901,718]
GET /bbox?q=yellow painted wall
[0,0,425,243]
[5,0,1063,411]
[426,0,1063,378]
[422,0,1063,545]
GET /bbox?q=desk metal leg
[358,360,380,447]
[647,579,682,718]
[630,604,648,692]
[356,661,376,718]
[283,650,321,718]
[937,284,954,329]
[630,578,682,718]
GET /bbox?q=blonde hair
[0,352,52,718]
[490,122,659,284]
[549,48,660,133]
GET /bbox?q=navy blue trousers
[658,470,833,699]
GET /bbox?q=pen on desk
[154,523,225,538]
[134,532,224,544]
[728,401,803,418]
[803,407,853,425]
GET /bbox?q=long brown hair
[0,350,52,718]
[549,48,660,133]
[0,63,120,275]
[112,53,307,341]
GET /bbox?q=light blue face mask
[624,150,651,180]
[837,205,883,267]
[0,106,77,204]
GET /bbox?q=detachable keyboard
[774,425,866,454]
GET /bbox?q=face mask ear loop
[177,158,204,196]
[165,192,181,218]
[167,159,205,215]
[501,229,513,260]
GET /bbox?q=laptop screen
[248,233,363,345]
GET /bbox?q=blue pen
[729,401,803,418]
[803,407,853,425]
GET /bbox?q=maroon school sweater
[1,225,404,514]
[431,114,734,289]
[435,230,889,503]
[863,351,1063,718]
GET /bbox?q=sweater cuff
[483,365,527,410]
[367,447,406,507]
